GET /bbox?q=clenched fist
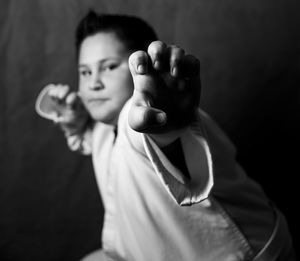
[128,41,201,134]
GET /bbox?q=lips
[87,98,109,106]
[88,97,109,102]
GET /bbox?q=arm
[36,84,93,155]
[64,119,93,155]
[126,41,213,205]
[141,119,213,206]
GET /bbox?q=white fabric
[66,100,279,260]
[85,101,253,261]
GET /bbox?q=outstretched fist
[128,41,201,134]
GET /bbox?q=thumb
[128,91,166,133]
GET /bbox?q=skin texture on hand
[128,41,201,134]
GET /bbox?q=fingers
[128,41,201,133]
[47,84,79,109]
[167,45,185,77]
[128,50,149,76]
[181,54,200,78]
[129,41,200,79]
[46,83,82,124]
[47,84,70,101]
[147,41,167,71]
[148,41,200,79]
[65,92,79,108]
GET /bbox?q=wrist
[58,117,90,137]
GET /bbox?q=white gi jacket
[67,100,291,261]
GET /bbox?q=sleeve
[142,123,214,206]
[120,100,214,206]
[65,128,93,155]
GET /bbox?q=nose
[89,73,104,91]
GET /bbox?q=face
[78,32,133,125]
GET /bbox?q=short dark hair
[75,10,158,56]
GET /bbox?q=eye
[102,63,119,72]
[79,69,91,77]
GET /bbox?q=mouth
[88,98,109,106]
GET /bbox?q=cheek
[77,86,90,107]
[120,76,134,101]
[78,79,86,94]
[122,72,134,93]
[78,78,91,95]
[110,72,133,101]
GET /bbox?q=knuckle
[169,45,184,54]
[148,41,166,55]
[129,50,147,64]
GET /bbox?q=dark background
[0,0,299,260]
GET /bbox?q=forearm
[58,115,91,137]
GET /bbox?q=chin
[90,111,118,125]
